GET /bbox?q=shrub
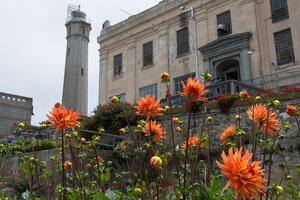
[83,102,140,134]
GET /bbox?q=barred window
[110,93,126,102]
[113,54,122,77]
[174,73,195,94]
[270,0,289,23]
[143,41,153,67]
[177,27,189,56]
[139,84,158,100]
[274,29,294,66]
[217,10,232,37]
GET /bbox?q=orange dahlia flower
[247,104,281,136]
[143,120,165,144]
[181,136,204,150]
[178,77,208,101]
[46,103,80,134]
[220,126,236,145]
[135,95,164,120]
[286,105,298,116]
[216,148,266,200]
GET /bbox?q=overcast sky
[0,0,161,125]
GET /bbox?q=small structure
[62,6,91,116]
[0,92,33,136]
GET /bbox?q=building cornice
[199,32,252,60]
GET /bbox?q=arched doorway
[216,59,240,82]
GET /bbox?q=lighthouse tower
[62,7,91,116]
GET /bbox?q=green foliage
[83,102,140,134]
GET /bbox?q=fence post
[230,81,236,95]
[275,73,279,90]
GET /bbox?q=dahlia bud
[164,106,170,112]
[81,138,86,143]
[73,131,78,137]
[65,133,71,139]
[160,72,170,83]
[18,123,25,129]
[54,102,61,108]
[99,128,105,133]
[97,156,103,163]
[119,128,126,134]
[150,156,162,169]
[234,115,241,121]
[275,186,284,196]
[94,136,101,143]
[140,120,146,127]
[137,124,143,130]
[30,157,36,163]
[255,96,261,102]
[143,143,151,149]
[176,127,182,132]
[40,124,47,129]
[111,96,119,104]
[172,117,179,124]
[206,116,213,122]
[285,175,292,180]
[273,100,280,108]
[134,188,142,196]
[64,161,72,170]
[240,89,249,99]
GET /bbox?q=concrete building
[98,0,300,105]
[0,92,33,135]
[62,8,91,116]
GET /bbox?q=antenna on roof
[121,9,131,16]
[66,4,79,21]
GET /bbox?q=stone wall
[159,98,300,185]
[0,92,33,136]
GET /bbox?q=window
[110,93,126,102]
[143,41,153,67]
[270,0,289,23]
[174,73,195,94]
[81,25,86,35]
[139,84,158,100]
[177,27,189,56]
[217,10,232,37]
[113,54,122,77]
[81,68,84,76]
[274,29,294,66]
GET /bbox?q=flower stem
[266,134,280,199]
[61,130,66,200]
[164,164,180,200]
[295,116,300,136]
[183,108,192,200]
[93,145,104,192]
[166,83,181,186]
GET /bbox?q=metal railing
[1,128,126,152]
[243,66,300,91]
[160,80,262,107]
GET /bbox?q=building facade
[62,9,91,116]
[98,0,300,105]
[0,92,33,136]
